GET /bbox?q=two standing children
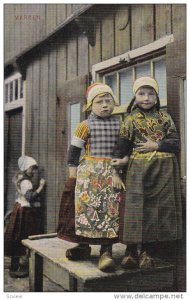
[112,76,182,269]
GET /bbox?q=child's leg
[12,256,29,278]
[98,244,115,272]
[121,243,138,269]
[10,256,19,271]
[9,256,28,278]
[66,244,91,261]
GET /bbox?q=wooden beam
[28,233,57,240]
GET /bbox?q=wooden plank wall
[5,4,185,64]
[88,4,175,65]
[101,6,115,61]
[4,4,89,63]
[155,4,172,39]
[166,4,186,131]
[115,5,131,56]
[131,4,154,49]
[5,4,186,232]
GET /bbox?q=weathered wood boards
[23,237,174,292]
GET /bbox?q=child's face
[26,165,38,177]
[135,87,157,110]
[26,165,39,186]
[91,93,114,117]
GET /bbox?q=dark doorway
[4,107,23,214]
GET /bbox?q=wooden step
[22,236,174,292]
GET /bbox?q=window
[4,73,25,111]
[70,103,81,138]
[92,35,174,111]
[4,72,26,154]
[68,102,81,146]
[104,56,167,108]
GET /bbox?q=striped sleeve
[71,120,89,149]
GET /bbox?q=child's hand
[40,178,46,186]
[135,137,158,153]
[36,178,46,194]
[112,174,126,190]
[69,167,77,178]
[111,156,129,167]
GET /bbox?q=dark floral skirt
[57,177,119,245]
[4,203,43,257]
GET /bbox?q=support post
[29,251,44,292]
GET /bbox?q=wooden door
[4,108,23,214]
[56,74,88,226]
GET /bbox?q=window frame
[4,72,26,155]
[92,34,174,82]
[4,73,25,111]
[102,55,166,106]
[67,101,82,149]
[91,35,174,111]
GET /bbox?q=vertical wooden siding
[172,4,186,42]
[89,4,174,65]
[89,20,102,70]
[47,49,57,232]
[25,64,33,155]
[166,4,186,131]
[56,40,67,228]
[115,5,131,56]
[30,58,40,162]
[131,4,154,50]
[155,4,172,39]
[5,4,186,64]
[101,6,115,61]
[4,4,88,63]
[46,4,57,35]
[78,35,89,76]
[67,33,78,80]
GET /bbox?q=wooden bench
[22,234,175,292]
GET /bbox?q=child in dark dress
[4,156,46,277]
[112,76,182,269]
